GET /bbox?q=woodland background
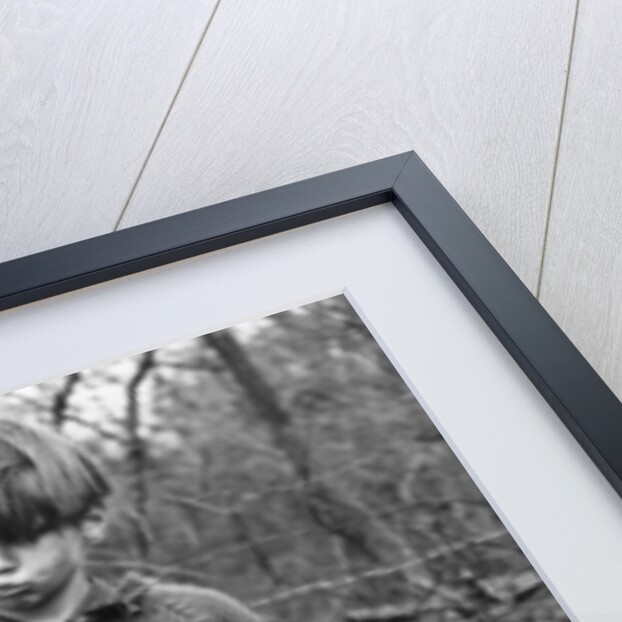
[0,296,567,621]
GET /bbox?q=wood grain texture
[0,0,218,262]
[539,1,622,399]
[119,0,576,290]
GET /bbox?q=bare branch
[62,413,125,442]
[205,330,442,597]
[162,493,233,515]
[125,352,156,558]
[251,529,507,608]
[230,506,286,587]
[51,372,81,429]
[86,559,218,585]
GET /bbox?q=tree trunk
[126,351,155,558]
[51,372,81,430]
[204,331,433,601]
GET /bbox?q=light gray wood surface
[539,0,622,399]
[0,0,218,261]
[118,0,576,290]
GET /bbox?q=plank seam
[113,0,225,232]
[534,0,581,299]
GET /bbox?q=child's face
[0,526,85,612]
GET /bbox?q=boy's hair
[0,417,111,543]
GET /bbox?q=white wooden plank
[0,0,218,262]
[538,1,622,400]
[119,0,576,290]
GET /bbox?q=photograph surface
[0,295,568,621]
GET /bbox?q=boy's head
[0,417,111,543]
[0,418,111,612]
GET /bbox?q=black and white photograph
[5,2,622,619]
[0,295,568,622]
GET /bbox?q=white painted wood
[1,206,620,620]
[539,1,622,400]
[119,0,575,290]
[0,0,218,262]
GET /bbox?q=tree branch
[125,351,155,558]
[51,372,81,429]
[251,529,507,608]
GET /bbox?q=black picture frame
[1,150,621,501]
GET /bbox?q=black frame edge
[0,152,410,312]
[1,149,621,501]
[392,150,622,499]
